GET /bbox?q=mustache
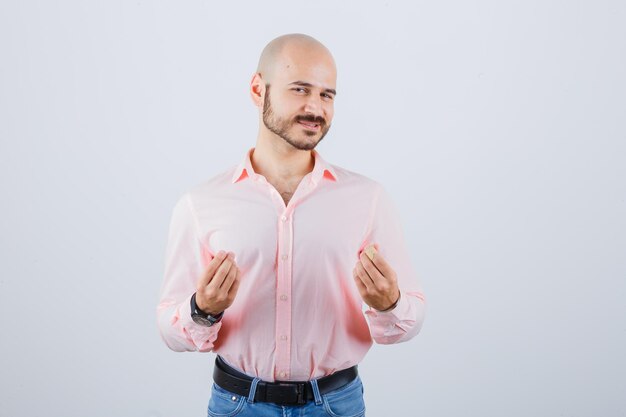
[295,115,325,125]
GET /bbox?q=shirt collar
[231,147,338,185]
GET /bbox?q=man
[157,33,426,417]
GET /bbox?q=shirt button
[280,295,288,301]
[281,215,287,222]
[280,371,287,378]
[280,335,287,340]
[281,254,288,260]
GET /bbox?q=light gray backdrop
[1,1,624,416]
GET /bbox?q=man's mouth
[297,120,320,131]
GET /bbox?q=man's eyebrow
[288,81,337,96]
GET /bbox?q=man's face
[261,52,336,151]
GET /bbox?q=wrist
[374,291,401,313]
[190,292,224,326]
[194,292,222,316]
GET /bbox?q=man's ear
[249,73,265,107]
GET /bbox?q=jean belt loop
[310,378,323,405]
[247,377,261,403]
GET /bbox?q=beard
[262,84,331,151]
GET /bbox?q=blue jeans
[206,374,366,417]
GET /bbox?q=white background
[1,1,625,416]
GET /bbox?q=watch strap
[190,292,224,326]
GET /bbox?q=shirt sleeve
[362,183,426,344]
[156,192,221,352]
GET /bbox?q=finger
[359,252,386,287]
[360,250,384,276]
[368,248,394,278]
[362,243,378,262]
[198,250,229,287]
[354,262,374,290]
[220,263,239,291]
[227,270,241,299]
[352,267,368,296]
[207,255,235,289]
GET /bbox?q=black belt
[212,355,358,406]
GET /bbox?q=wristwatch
[190,292,224,327]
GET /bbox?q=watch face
[192,314,215,327]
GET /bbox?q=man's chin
[294,142,318,151]
[284,138,319,151]
[287,132,318,144]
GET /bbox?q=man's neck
[250,137,315,183]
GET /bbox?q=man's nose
[303,94,323,116]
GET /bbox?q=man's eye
[293,88,306,93]
[322,93,334,99]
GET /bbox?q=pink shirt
[156,147,426,382]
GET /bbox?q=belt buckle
[274,381,306,405]
[295,382,306,405]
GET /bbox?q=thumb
[200,247,215,269]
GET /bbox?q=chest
[271,179,302,207]
[201,186,371,271]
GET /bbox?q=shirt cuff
[180,293,222,350]
[365,290,411,321]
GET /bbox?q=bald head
[250,33,337,152]
[256,33,336,85]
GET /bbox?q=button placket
[275,208,293,380]
[261,173,319,380]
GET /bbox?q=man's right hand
[195,250,241,316]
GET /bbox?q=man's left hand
[353,245,400,311]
